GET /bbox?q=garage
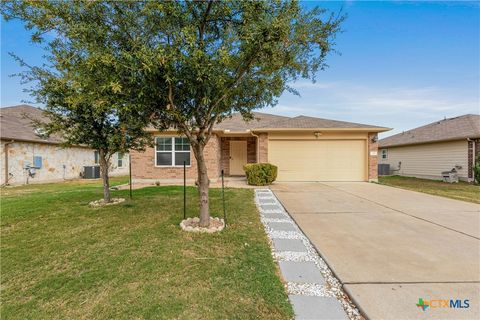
[268,139,367,181]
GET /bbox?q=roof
[214,112,290,131]
[0,105,63,144]
[379,114,480,148]
[261,115,384,130]
[214,112,389,132]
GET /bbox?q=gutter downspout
[3,140,14,186]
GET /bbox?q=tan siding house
[379,114,480,182]
[131,113,390,183]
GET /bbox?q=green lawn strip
[1,182,293,319]
[379,175,480,204]
[0,176,129,199]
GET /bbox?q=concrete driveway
[271,182,480,320]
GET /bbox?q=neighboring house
[379,114,480,182]
[0,105,129,185]
[131,112,390,183]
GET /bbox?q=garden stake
[183,161,186,220]
[222,169,226,227]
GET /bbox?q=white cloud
[273,81,479,137]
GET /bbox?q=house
[379,114,480,182]
[131,112,390,183]
[0,105,129,185]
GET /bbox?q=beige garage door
[269,140,367,181]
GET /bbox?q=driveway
[271,182,480,320]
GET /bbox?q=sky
[1,1,479,138]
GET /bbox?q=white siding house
[379,114,480,182]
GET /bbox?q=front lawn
[1,178,292,319]
[379,175,480,204]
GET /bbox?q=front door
[229,141,247,175]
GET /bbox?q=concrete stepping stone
[273,238,307,252]
[258,198,277,204]
[289,295,347,320]
[279,261,325,284]
[262,211,287,219]
[257,192,273,197]
[267,222,297,232]
[260,204,282,211]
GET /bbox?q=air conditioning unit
[378,164,390,176]
[83,166,101,179]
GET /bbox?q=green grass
[379,175,480,204]
[1,178,293,319]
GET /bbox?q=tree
[142,1,344,226]
[1,1,153,202]
[3,1,343,224]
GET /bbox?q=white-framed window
[117,152,124,168]
[155,137,191,166]
[94,151,99,164]
[381,149,388,160]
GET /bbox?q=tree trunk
[99,149,111,203]
[194,143,210,227]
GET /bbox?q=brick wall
[368,132,378,182]
[131,133,221,182]
[258,133,268,163]
[220,137,256,175]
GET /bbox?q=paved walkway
[255,189,360,320]
[271,182,480,320]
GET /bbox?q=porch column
[258,133,268,163]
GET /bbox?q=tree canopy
[2,0,344,223]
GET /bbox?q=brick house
[131,112,389,183]
[379,114,480,182]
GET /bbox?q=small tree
[474,155,480,185]
[143,1,344,226]
[2,1,152,202]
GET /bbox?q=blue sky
[1,1,479,138]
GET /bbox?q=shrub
[244,163,278,186]
[474,156,480,185]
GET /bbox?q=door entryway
[229,141,247,175]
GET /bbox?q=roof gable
[379,114,480,148]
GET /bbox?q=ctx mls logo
[416,298,429,311]
[416,298,470,311]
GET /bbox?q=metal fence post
[222,169,226,227]
[129,154,132,199]
[183,160,186,220]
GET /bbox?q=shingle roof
[379,114,480,148]
[262,115,384,129]
[214,113,388,131]
[0,105,63,144]
[214,112,290,131]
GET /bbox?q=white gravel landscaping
[255,189,363,320]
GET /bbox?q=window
[94,151,99,164]
[155,137,190,166]
[33,156,42,168]
[381,149,388,160]
[117,152,124,168]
